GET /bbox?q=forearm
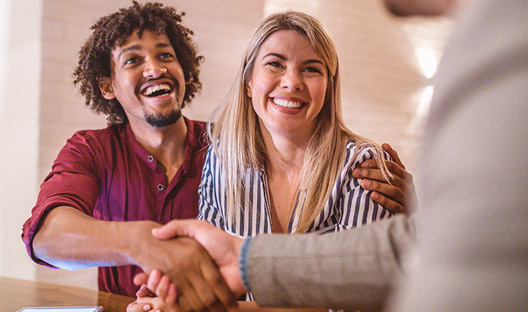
[247,215,415,311]
[32,206,158,270]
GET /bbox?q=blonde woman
[129,10,415,312]
[197,11,406,310]
[200,11,398,239]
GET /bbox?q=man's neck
[129,117,188,182]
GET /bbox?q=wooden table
[0,277,135,312]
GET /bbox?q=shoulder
[66,124,125,151]
[185,118,207,134]
[185,118,210,152]
[344,140,391,166]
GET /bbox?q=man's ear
[98,77,115,100]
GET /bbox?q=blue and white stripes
[198,140,392,237]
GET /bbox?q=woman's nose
[280,69,304,91]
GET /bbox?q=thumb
[382,143,405,170]
[152,219,193,240]
[135,284,152,298]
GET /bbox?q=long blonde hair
[209,11,391,232]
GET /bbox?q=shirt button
[157,184,164,191]
[147,156,154,162]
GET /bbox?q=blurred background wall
[0,0,451,289]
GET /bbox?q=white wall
[0,0,42,280]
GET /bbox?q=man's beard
[145,109,182,128]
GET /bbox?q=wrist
[237,237,252,292]
[121,220,160,267]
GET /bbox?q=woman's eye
[304,67,322,74]
[266,61,282,68]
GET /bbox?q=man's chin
[145,110,182,128]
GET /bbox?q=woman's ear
[98,77,115,100]
[246,81,252,98]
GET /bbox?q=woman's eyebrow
[262,53,324,65]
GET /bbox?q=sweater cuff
[238,236,253,291]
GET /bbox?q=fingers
[178,258,232,312]
[353,167,406,191]
[134,273,150,287]
[371,191,404,214]
[359,159,409,182]
[200,257,238,310]
[152,220,198,240]
[362,179,406,214]
[136,283,153,298]
[146,269,162,293]
[381,143,406,170]
[128,299,154,312]
[166,284,178,308]
[166,238,234,312]
[155,276,171,301]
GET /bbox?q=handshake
[127,220,247,312]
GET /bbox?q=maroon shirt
[21,117,208,297]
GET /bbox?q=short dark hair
[73,1,204,124]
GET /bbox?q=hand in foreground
[127,284,179,312]
[353,143,417,214]
[131,222,236,312]
[136,220,247,299]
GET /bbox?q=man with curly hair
[21,2,236,311]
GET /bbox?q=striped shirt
[198,140,392,237]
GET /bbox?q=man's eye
[160,53,175,60]
[124,58,138,65]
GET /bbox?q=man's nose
[143,59,167,78]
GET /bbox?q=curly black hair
[73,1,204,124]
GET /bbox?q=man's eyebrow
[118,44,141,59]
[156,42,171,49]
[263,53,324,65]
[117,42,172,59]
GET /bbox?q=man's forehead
[111,29,172,55]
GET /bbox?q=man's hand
[136,220,247,299]
[353,143,417,214]
[129,221,237,312]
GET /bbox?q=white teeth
[144,84,171,96]
[272,98,302,108]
